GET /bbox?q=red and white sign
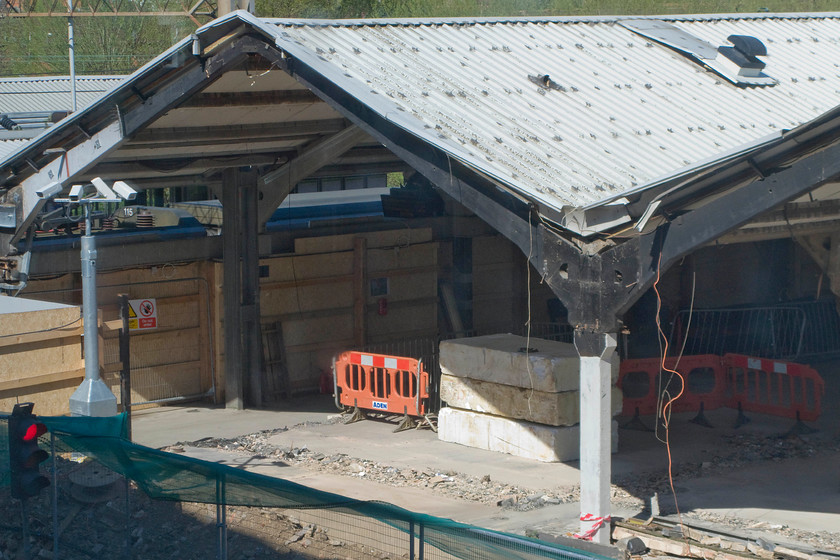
[128,298,157,330]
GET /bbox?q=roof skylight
[620,19,776,87]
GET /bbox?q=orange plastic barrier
[618,355,727,416]
[332,351,430,418]
[723,354,824,422]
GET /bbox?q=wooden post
[222,167,243,410]
[353,237,367,348]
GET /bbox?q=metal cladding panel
[0,139,29,160]
[267,15,840,210]
[0,76,124,113]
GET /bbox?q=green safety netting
[0,413,611,560]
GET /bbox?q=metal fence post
[216,475,227,560]
[419,523,424,560]
[51,433,58,560]
[119,293,132,441]
[124,476,131,560]
[409,521,415,559]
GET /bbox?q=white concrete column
[574,331,617,545]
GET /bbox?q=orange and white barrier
[723,354,824,422]
[617,355,726,416]
[333,351,431,419]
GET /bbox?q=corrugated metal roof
[263,13,840,211]
[0,75,124,113]
[0,138,30,161]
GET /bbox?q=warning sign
[128,298,157,330]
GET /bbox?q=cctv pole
[67,1,77,112]
[69,202,117,416]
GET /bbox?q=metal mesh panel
[0,414,611,560]
[670,301,840,360]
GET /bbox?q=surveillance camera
[35,182,62,200]
[68,184,84,202]
[112,181,137,201]
[91,177,117,200]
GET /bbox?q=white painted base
[438,407,618,462]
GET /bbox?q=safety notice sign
[128,298,157,330]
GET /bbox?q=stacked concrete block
[437,334,621,462]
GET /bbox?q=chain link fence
[0,414,609,560]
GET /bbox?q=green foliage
[0,16,193,76]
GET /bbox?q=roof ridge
[261,12,840,28]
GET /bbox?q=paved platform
[131,381,840,548]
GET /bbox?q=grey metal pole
[81,206,96,381]
[69,203,118,416]
[68,13,77,112]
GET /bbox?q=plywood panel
[0,306,80,336]
[295,228,432,254]
[473,235,516,265]
[365,302,437,338]
[367,243,437,275]
[259,253,354,283]
[261,280,354,316]
[281,314,354,347]
[0,379,79,416]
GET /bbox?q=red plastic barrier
[333,351,430,417]
[723,354,824,422]
[617,355,727,416]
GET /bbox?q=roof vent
[717,34,768,78]
[619,20,776,87]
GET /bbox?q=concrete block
[437,407,618,462]
[439,334,619,392]
[440,374,623,426]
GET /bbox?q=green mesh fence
[0,413,610,560]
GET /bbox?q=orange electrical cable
[652,251,690,546]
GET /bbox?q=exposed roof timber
[111,141,302,160]
[715,199,840,244]
[87,153,287,179]
[129,118,347,147]
[126,175,222,189]
[88,144,403,182]
[258,124,371,225]
[181,90,321,107]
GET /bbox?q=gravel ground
[179,420,840,553]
